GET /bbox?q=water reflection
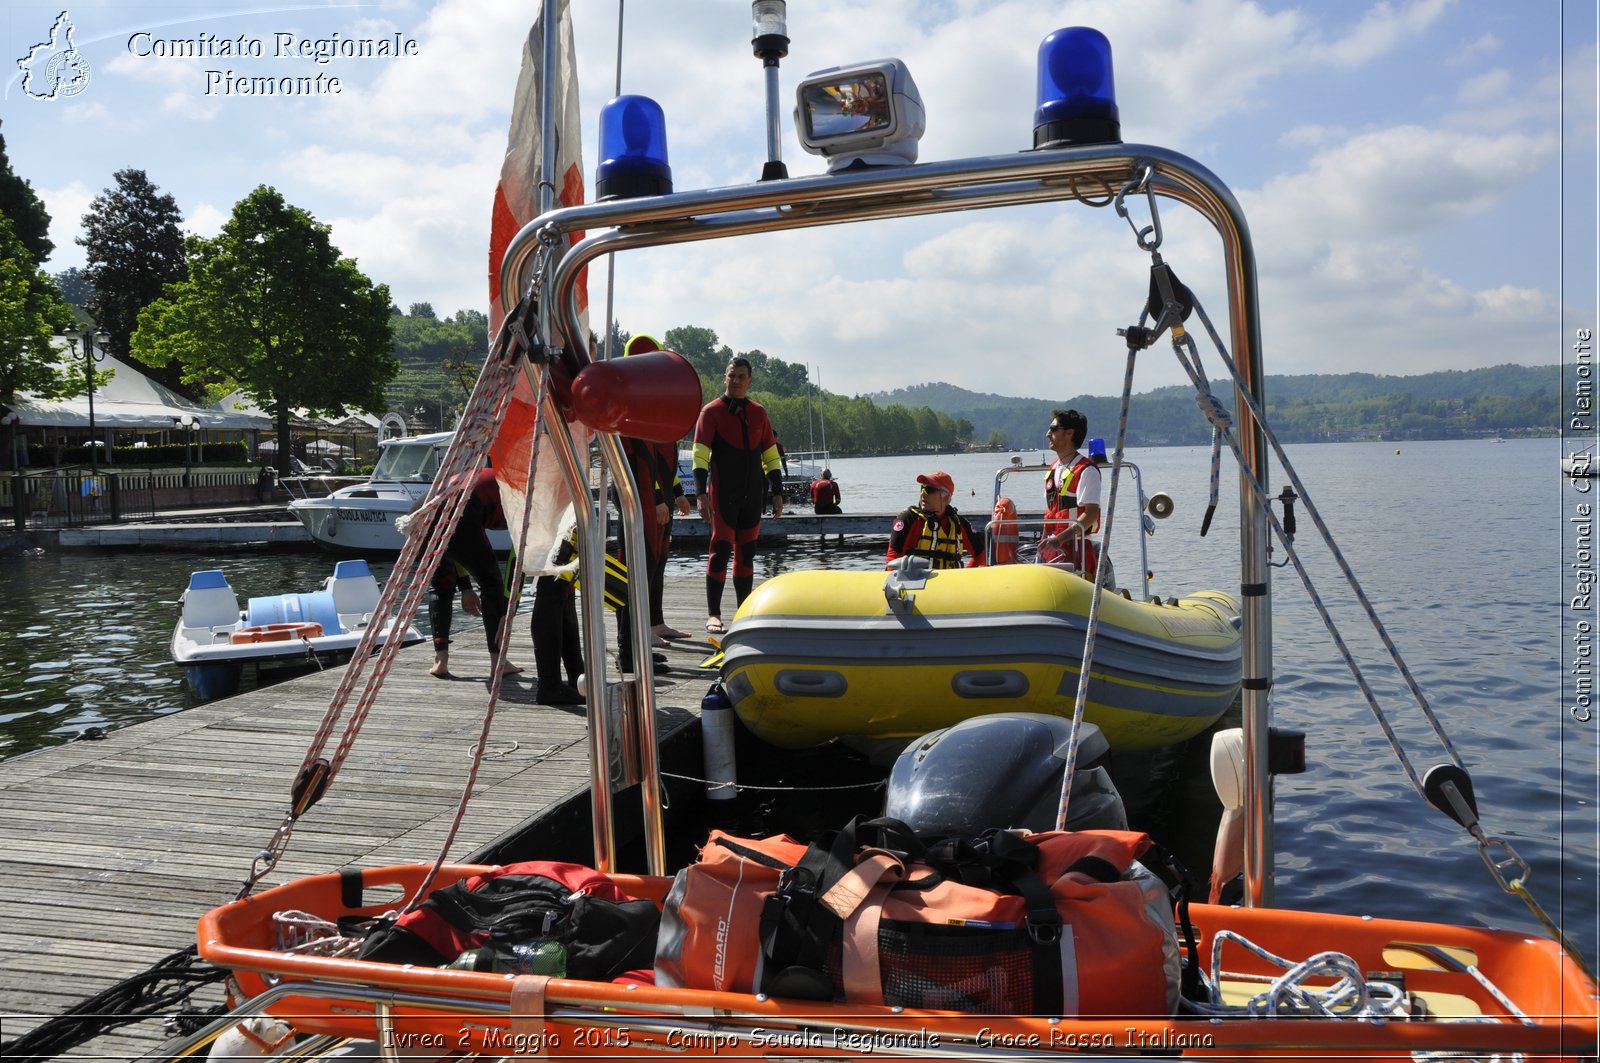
[0,551,403,759]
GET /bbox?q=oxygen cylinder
[700,682,737,802]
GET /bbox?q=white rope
[1185,930,1412,1020]
[1054,339,1137,830]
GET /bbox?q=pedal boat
[720,563,1242,752]
[169,560,423,701]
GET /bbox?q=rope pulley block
[1422,763,1480,833]
[291,757,333,818]
[1144,256,1196,329]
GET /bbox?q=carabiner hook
[1476,834,1530,895]
[1114,164,1163,252]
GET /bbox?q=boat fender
[570,349,702,443]
[208,1015,293,1058]
[700,682,738,803]
[991,496,1019,564]
[1208,728,1246,904]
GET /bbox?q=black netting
[874,921,1039,1013]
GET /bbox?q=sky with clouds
[2,0,1594,401]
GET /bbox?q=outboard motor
[884,713,1127,836]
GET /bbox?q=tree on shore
[0,129,52,263]
[0,213,77,469]
[52,267,96,316]
[132,186,396,475]
[78,169,191,395]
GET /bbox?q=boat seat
[182,570,241,631]
[329,559,381,625]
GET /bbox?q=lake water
[1,437,1594,966]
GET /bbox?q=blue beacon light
[1032,27,1121,149]
[595,94,672,200]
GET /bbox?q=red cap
[917,470,954,495]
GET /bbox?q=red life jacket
[1044,453,1096,531]
[1043,455,1099,576]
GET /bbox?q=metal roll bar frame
[500,143,1276,905]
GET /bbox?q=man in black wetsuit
[428,467,519,679]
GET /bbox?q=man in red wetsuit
[693,356,784,634]
[810,468,842,514]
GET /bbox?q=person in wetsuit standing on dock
[693,356,784,635]
[428,467,519,679]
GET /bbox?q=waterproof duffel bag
[655,817,1185,1017]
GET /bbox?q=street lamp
[174,414,196,489]
[63,325,111,474]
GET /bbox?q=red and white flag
[488,0,590,567]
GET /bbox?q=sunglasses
[1046,424,1062,433]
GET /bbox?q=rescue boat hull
[720,566,1243,752]
[194,862,1598,1061]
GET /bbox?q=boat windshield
[370,441,444,484]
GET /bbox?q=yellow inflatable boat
[720,563,1242,752]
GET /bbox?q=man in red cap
[886,470,984,569]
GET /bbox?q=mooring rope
[237,261,550,898]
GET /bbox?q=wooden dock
[50,510,990,550]
[0,577,720,1059]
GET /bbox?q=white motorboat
[1563,443,1596,478]
[288,431,513,553]
[169,560,423,701]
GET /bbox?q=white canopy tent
[9,343,271,431]
[214,390,383,435]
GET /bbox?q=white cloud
[1457,67,1512,105]
[1301,0,1457,67]
[37,181,95,272]
[1250,125,1557,245]
[185,203,228,240]
[2,0,1570,400]
[1281,124,1348,149]
[1448,31,1501,65]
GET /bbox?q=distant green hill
[870,365,1561,448]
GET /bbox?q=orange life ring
[229,622,325,645]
